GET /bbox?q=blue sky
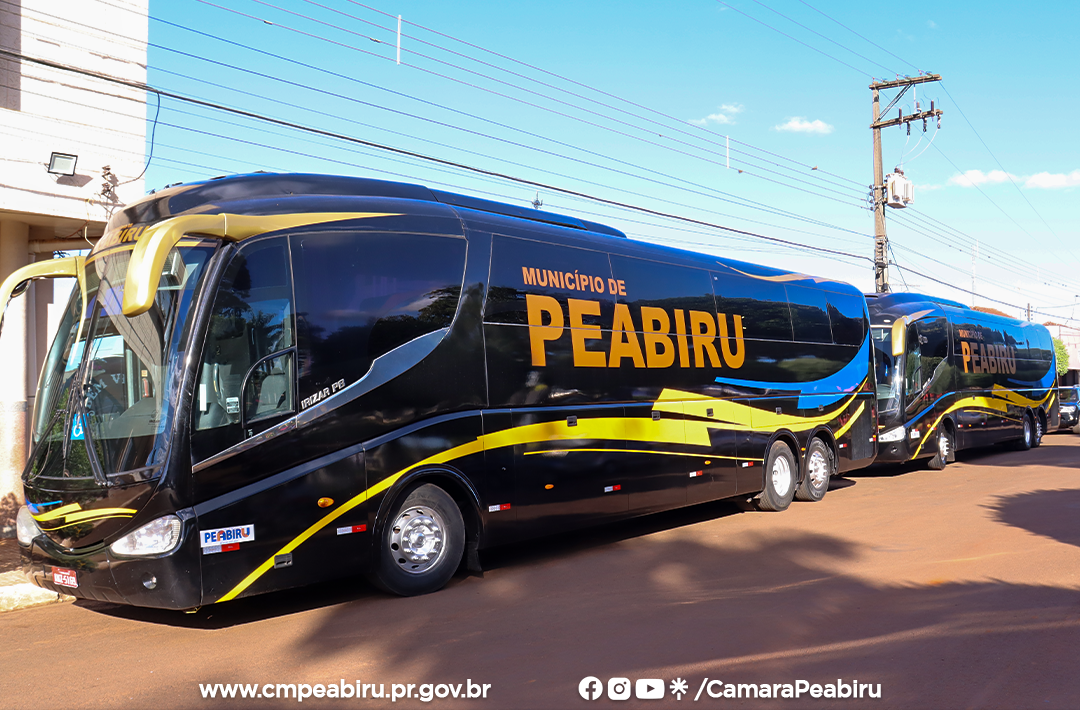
[138,0,1080,322]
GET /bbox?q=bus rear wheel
[1032,415,1044,447]
[755,441,797,511]
[1017,414,1034,451]
[369,483,464,597]
[927,427,952,470]
[795,438,831,502]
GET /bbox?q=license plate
[51,567,78,589]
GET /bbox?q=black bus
[867,292,1059,469]
[7,174,876,609]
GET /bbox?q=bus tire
[927,427,952,470]
[755,441,797,511]
[795,438,831,502]
[369,483,465,597]
[1017,414,1034,451]
[1032,414,1044,447]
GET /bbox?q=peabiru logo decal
[201,524,255,551]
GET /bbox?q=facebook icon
[578,676,603,701]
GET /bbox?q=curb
[0,571,76,613]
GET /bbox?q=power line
[0,48,874,266]
[345,0,866,191]
[938,81,1079,264]
[714,0,873,77]
[747,0,898,77]
[9,15,874,247]
[794,0,923,74]
[291,0,869,198]
[189,0,866,208]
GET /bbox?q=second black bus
[868,292,1058,469]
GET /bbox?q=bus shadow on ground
[951,433,1080,470]
[987,488,1080,549]
[844,433,1080,476]
[229,530,1080,711]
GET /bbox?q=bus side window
[292,231,467,400]
[825,291,866,346]
[193,238,295,444]
[785,285,832,344]
[904,326,923,398]
[905,318,949,408]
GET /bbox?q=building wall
[1047,323,1080,387]
[0,0,148,530]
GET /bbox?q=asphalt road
[2,433,1079,710]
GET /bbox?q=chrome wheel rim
[1024,417,1032,445]
[771,454,793,497]
[938,433,950,461]
[389,505,446,574]
[807,449,829,491]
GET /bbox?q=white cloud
[1023,171,1080,189]
[774,117,833,134]
[946,169,1016,187]
[927,20,938,29]
[690,103,744,126]
[947,169,1080,189]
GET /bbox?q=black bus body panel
[22,174,877,608]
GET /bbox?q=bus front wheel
[755,442,797,511]
[370,483,465,597]
[928,427,952,470]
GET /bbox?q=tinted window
[905,317,951,414]
[293,232,466,394]
[1026,325,1053,363]
[712,271,792,341]
[609,255,714,316]
[785,285,832,344]
[192,238,295,450]
[826,291,866,346]
[485,234,614,326]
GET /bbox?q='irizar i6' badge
[201,524,254,554]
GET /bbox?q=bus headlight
[879,426,906,443]
[16,505,42,547]
[110,516,183,557]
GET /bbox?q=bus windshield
[28,242,216,482]
[871,326,902,418]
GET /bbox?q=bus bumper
[21,533,202,611]
[874,439,912,463]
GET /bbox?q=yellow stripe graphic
[219,384,869,602]
[659,382,864,433]
[31,503,83,522]
[910,388,1055,458]
[524,448,744,461]
[835,401,866,440]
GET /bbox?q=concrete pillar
[0,220,31,530]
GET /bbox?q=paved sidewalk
[0,540,74,613]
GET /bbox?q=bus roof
[105,172,865,297]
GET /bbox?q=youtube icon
[635,679,664,699]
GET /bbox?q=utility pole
[871,74,944,293]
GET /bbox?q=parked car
[1059,386,1079,430]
